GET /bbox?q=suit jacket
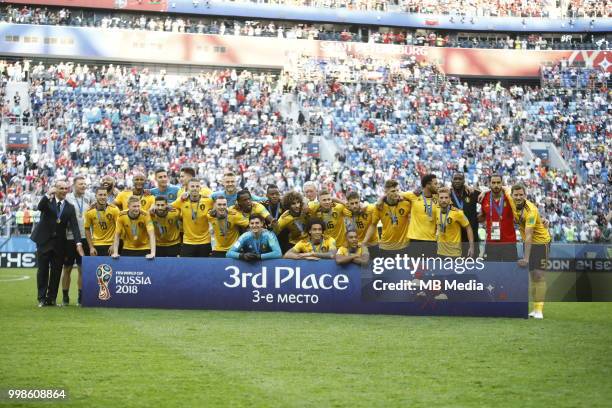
[30,195,82,251]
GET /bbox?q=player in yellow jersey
[402,173,439,257]
[111,196,155,258]
[284,218,337,260]
[231,189,275,227]
[307,190,348,247]
[344,191,378,248]
[364,179,411,256]
[84,186,121,256]
[433,188,475,258]
[509,184,552,319]
[207,195,249,257]
[335,229,370,266]
[150,196,182,257]
[177,166,212,198]
[172,178,214,257]
[275,191,308,253]
[114,172,156,211]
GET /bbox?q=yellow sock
[534,302,544,313]
[534,279,547,303]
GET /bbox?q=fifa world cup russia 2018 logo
[96,264,113,301]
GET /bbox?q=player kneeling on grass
[508,184,551,320]
[335,229,369,266]
[226,214,282,261]
[284,218,337,261]
[111,196,156,259]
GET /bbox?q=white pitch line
[0,275,31,282]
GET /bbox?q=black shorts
[407,239,436,259]
[64,239,89,266]
[94,245,112,256]
[156,244,181,258]
[121,249,150,257]
[210,250,227,258]
[369,245,409,260]
[529,243,550,271]
[180,243,211,258]
[485,242,518,262]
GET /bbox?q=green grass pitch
[1,267,611,407]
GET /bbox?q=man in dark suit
[30,180,84,307]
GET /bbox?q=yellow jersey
[508,199,551,244]
[343,204,379,246]
[433,207,470,257]
[230,202,271,220]
[308,202,347,247]
[150,209,182,247]
[372,200,411,250]
[177,186,213,198]
[275,211,308,244]
[114,190,156,212]
[292,237,337,254]
[206,210,249,251]
[116,210,155,250]
[172,197,214,245]
[83,205,121,246]
[403,191,438,241]
[337,246,364,256]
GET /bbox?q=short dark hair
[421,174,437,188]
[384,179,398,190]
[267,184,279,193]
[318,189,332,198]
[237,189,252,200]
[188,178,201,186]
[154,168,167,176]
[155,195,167,202]
[249,213,265,224]
[511,184,526,194]
[489,173,503,182]
[180,166,196,178]
[307,218,326,232]
[346,191,360,201]
[213,195,227,202]
[95,185,107,194]
[224,171,236,178]
[73,175,86,184]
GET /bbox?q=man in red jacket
[479,174,517,262]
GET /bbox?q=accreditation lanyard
[439,209,450,233]
[96,206,106,224]
[422,195,433,219]
[75,196,84,216]
[310,240,323,254]
[387,203,398,225]
[451,190,464,210]
[294,217,304,234]
[156,217,165,236]
[270,204,280,220]
[252,234,263,255]
[190,201,199,221]
[129,217,139,240]
[55,200,65,224]
[489,193,504,221]
[219,217,229,236]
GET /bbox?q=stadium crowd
[224,0,610,18]
[1,5,609,50]
[0,59,610,245]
